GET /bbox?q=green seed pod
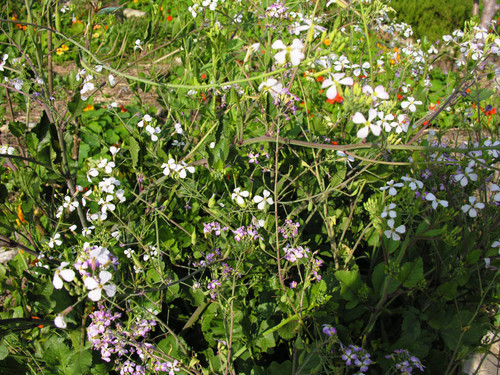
[208,194,216,208]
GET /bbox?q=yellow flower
[83,104,94,112]
[56,48,64,55]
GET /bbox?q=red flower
[167,15,173,21]
[326,92,343,104]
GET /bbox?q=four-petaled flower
[384,219,406,241]
[322,73,353,100]
[232,187,250,206]
[353,108,381,139]
[461,196,484,218]
[401,96,422,112]
[253,189,273,210]
[272,39,305,66]
[84,270,116,301]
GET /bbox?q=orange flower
[323,39,331,46]
[167,15,173,21]
[201,73,207,80]
[83,104,94,112]
[17,205,27,224]
[326,92,343,104]
[316,76,325,83]
[120,105,128,113]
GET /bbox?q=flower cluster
[385,349,425,373]
[161,159,195,179]
[87,305,178,375]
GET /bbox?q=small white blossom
[48,233,62,248]
[401,97,422,113]
[253,189,273,210]
[84,270,116,301]
[461,196,484,218]
[272,39,305,66]
[232,187,250,206]
[384,219,406,241]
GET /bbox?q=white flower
[490,184,500,202]
[174,123,184,135]
[384,219,406,241]
[321,73,353,100]
[108,74,116,87]
[176,161,195,179]
[425,193,449,210]
[401,97,422,113]
[134,39,143,51]
[69,224,77,232]
[380,180,404,196]
[0,54,8,71]
[62,196,79,212]
[232,187,250,206]
[401,176,423,190]
[381,203,397,219]
[461,196,484,218]
[353,108,381,139]
[84,270,116,301]
[259,78,283,98]
[94,65,103,73]
[453,166,477,187]
[124,248,135,258]
[253,189,273,210]
[162,159,178,176]
[53,262,75,289]
[98,158,115,174]
[290,18,327,37]
[109,146,120,156]
[99,195,116,216]
[116,189,126,203]
[54,314,67,329]
[48,233,62,248]
[138,114,152,128]
[145,125,161,141]
[362,85,389,101]
[272,39,305,66]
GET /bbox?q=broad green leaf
[399,258,423,288]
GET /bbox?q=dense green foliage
[0,0,499,374]
[390,0,474,41]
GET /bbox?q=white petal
[53,274,63,289]
[99,270,112,284]
[60,269,75,282]
[84,277,99,290]
[54,315,67,329]
[271,40,286,50]
[103,284,116,298]
[357,126,369,139]
[274,51,287,65]
[352,112,366,124]
[88,288,102,301]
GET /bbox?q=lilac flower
[322,324,337,336]
[248,153,259,163]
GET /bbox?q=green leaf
[0,342,8,360]
[128,137,140,169]
[335,270,363,306]
[398,258,423,288]
[8,122,26,138]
